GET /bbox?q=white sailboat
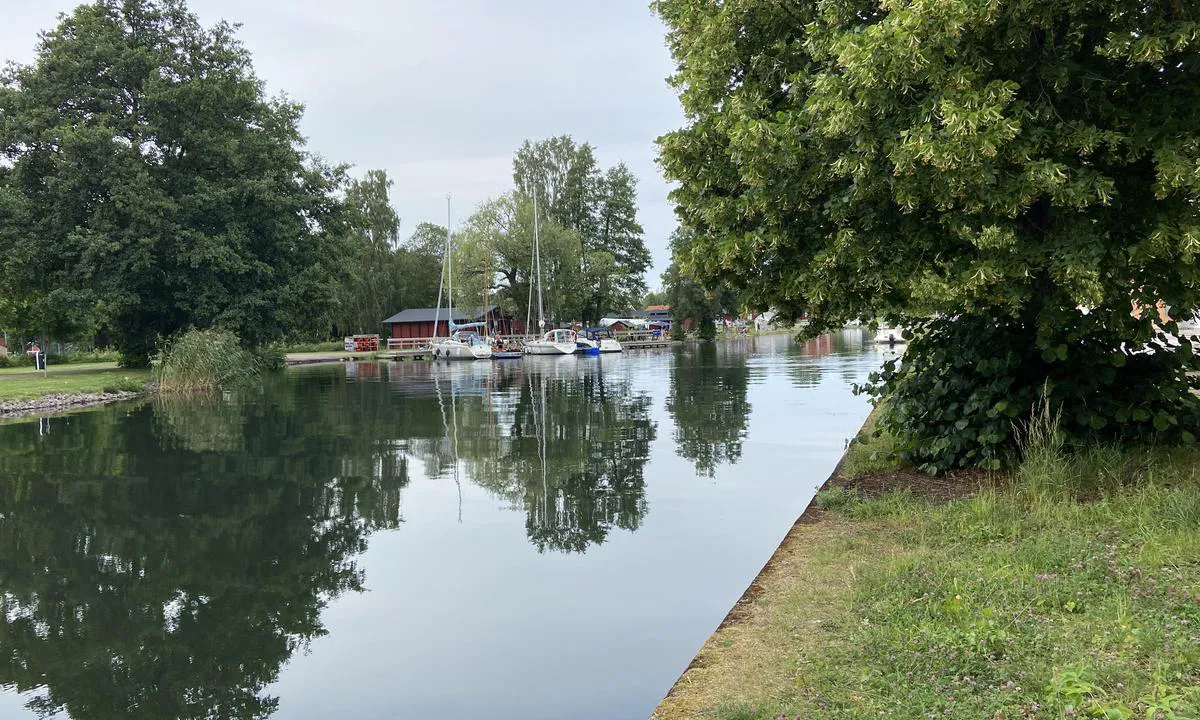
[524,192,577,356]
[432,195,492,361]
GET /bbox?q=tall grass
[155,329,263,393]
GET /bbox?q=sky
[1,0,685,285]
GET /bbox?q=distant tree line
[0,0,651,364]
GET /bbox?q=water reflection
[393,358,656,553]
[666,343,752,477]
[0,336,876,719]
[0,387,406,719]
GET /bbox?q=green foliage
[838,411,901,478]
[155,329,262,393]
[812,485,857,511]
[664,228,739,340]
[513,136,651,320]
[324,171,442,337]
[101,376,149,394]
[331,170,400,335]
[279,341,343,354]
[655,0,1200,466]
[643,289,668,307]
[454,193,583,326]
[0,354,32,369]
[0,0,347,364]
[864,314,1200,473]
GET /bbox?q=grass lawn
[0,366,150,402]
[652,428,1200,720]
[0,361,118,376]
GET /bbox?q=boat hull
[873,330,906,345]
[431,340,492,360]
[598,339,622,353]
[523,342,576,355]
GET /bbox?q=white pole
[534,190,545,331]
[446,194,453,335]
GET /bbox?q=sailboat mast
[446,194,454,333]
[534,190,545,330]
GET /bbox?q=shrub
[281,340,343,353]
[155,329,262,393]
[862,313,1200,473]
[0,354,30,369]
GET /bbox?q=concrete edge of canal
[646,422,867,720]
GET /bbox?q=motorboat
[575,335,601,355]
[583,327,623,353]
[524,328,579,355]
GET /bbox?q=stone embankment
[0,391,142,419]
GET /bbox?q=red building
[383,305,520,339]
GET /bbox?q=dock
[285,331,676,366]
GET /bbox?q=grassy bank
[652,429,1200,719]
[0,366,150,402]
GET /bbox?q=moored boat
[873,326,906,345]
[432,329,492,360]
[525,328,579,355]
[430,195,492,360]
[583,327,623,353]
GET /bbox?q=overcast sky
[2,0,684,285]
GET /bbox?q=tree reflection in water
[666,343,753,477]
[399,358,656,553]
[0,358,658,717]
[0,377,407,720]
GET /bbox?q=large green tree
[332,170,401,335]
[328,171,441,336]
[513,137,651,321]
[0,0,346,364]
[655,0,1200,468]
[453,193,584,328]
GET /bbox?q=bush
[0,354,33,369]
[281,340,343,353]
[863,313,1200,473]
[155,329,263,393]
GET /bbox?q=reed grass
[155,329,262,393]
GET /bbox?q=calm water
[0,332,886,719]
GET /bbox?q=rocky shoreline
[0,391,143,419]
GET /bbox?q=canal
[0,331,884,719]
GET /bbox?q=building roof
[645,305,671,312]
[383,305,499,324]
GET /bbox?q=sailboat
[432,195,492,361]
[523,192,579,356]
